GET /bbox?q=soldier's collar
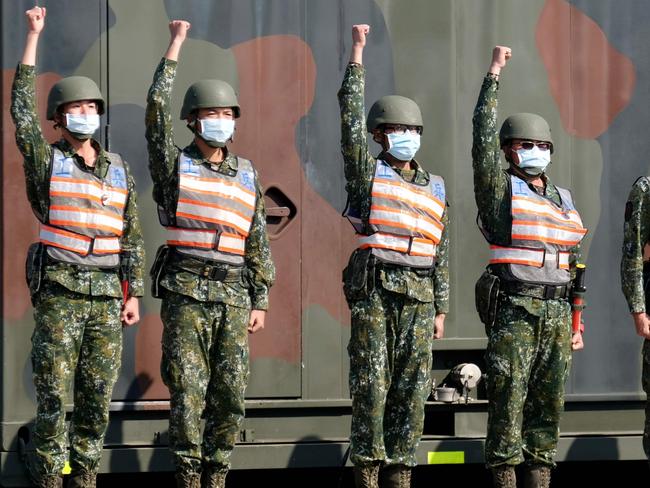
[185,143,238,174]
[55,138,109,176]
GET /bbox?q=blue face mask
[386,132,421,161]
[516,146,551,175]
[198,118,235,148]
[65,113,100,139]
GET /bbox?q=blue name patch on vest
[513,180,529,196]
[432,182,444,200]
[109,167,127,189]
[377,161,395,178]
[239,170,254,191]
[53,157,74,177]
[180,156,200,175]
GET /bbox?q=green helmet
[46,76,105,120]
[180,79,241,120]
[499,113,553,151]
[366,95,423,133]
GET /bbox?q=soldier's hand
[352,24,370,47]
[248,309,266,334]
[434,313,445,339]
[25,6,46,34]
[571,331,584,351]
[632,312,650,339]
[489,46,511,76]
[121,297,140,327]
[169,20,191,42]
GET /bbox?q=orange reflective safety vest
[346,160,446,268]
[39,148,127,267]
[488,174,587,284]
[163,152,256,266]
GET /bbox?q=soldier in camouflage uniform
[339,25,449,488]
[472,47,586,488]
[11,7,145,488]
[620,178,650,462]
[145,20,275,488]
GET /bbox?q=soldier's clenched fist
[352,24,370,47]
[25,6,46,33]
[169,20,191,42]
[489,45,512,76]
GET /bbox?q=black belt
[168,252,243,282]
[375,261,436,277]
[500,280,569,300]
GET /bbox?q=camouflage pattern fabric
[146,58,274,473]
[472,74,579,468]
[621,177,650,313]
[338,63,448,467]
[484,294,571,467]
[348,287,435,467]
[11,63,145,298]
[620,177,650,459]
[30,282,123,477]
[160,291,250,473]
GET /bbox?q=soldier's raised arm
[11,6,53,221]
[471,46,512,235]
[338,24,375,215]
[145,20,190,213]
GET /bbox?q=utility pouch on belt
[475,270,500,327]
[343,249,374,302]
[150,245,171,299]
[25,242,45,297]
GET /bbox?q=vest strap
[39,224,121,256]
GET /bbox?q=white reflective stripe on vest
[176,199,252,236]
[218,232,246,255]
[369,205,443,244]
[50,176,127,209]
[166,227,217,249]
[92,236,122,254]
[512,195,583,228]
[512,220,586,246]
[372,178,445,221]
[358,232,436,257]
[49,205,124,235]
[489,245,570,269]
[179,174,256,210]
[39,224,120,255]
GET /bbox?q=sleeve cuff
[251,296,269,311]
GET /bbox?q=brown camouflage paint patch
[536,0,635,138]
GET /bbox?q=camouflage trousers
[160,291,250,474]
[485,293,572,468]
[348,286,435,467]
[30,283,123,478]
[641,339,650,461]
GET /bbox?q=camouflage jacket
[621,177,650,313]
[472,74,582,301]
[145,58,275,310]
[338,63,449,312]
[10,64,145,298]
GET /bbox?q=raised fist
[491,46,512,70]
[352,24,370,47]
[169,20,191,42]
[25,6,46,34]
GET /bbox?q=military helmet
[46,76,105,120]
[499,113,553,152]
[366,95,423,133]
[180,79,241,120]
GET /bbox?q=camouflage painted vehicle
[0,0,646,485]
